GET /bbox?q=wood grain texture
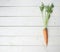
[0,46,60,52]
[0,0,59,6]
[0,27,59,36]
[0,27,59,46]
[0,0,59,52]
[0,36,59,46]
[0,17,59,26]
[0,7,59,17]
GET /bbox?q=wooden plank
[0,27,59,45]
[0,46,60,52]
[0,27,59,36]
[0,17,43,26]
[0,0,59,6]
[0,7,59,17]
[0,36,60,45]
[0,16,59,26]
[0,27,42,36]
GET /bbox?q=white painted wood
[0,27,42,36]
[0,27,59,36]
[0,16,59,26]
[0,7,59,17]
[0,17,43,26]
[0,27,59,46]
[0,46,60,52]
[0,36,42,45]
[0,0,59,6]
[0,0,59,52]
[0,36,60,46]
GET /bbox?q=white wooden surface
[0,7,59,17]
[0,0,60,52]
[0,0,60,6]
[0,17,59,26]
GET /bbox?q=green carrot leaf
[51,3,54,8]
[40,2,44,12]
[40,3,54,28]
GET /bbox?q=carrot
[40,2,54,46]
[43,28,48,46]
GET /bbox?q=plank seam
[0,26,59,27]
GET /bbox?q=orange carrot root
[43,28,48,46]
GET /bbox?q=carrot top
[40,2,54,28]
